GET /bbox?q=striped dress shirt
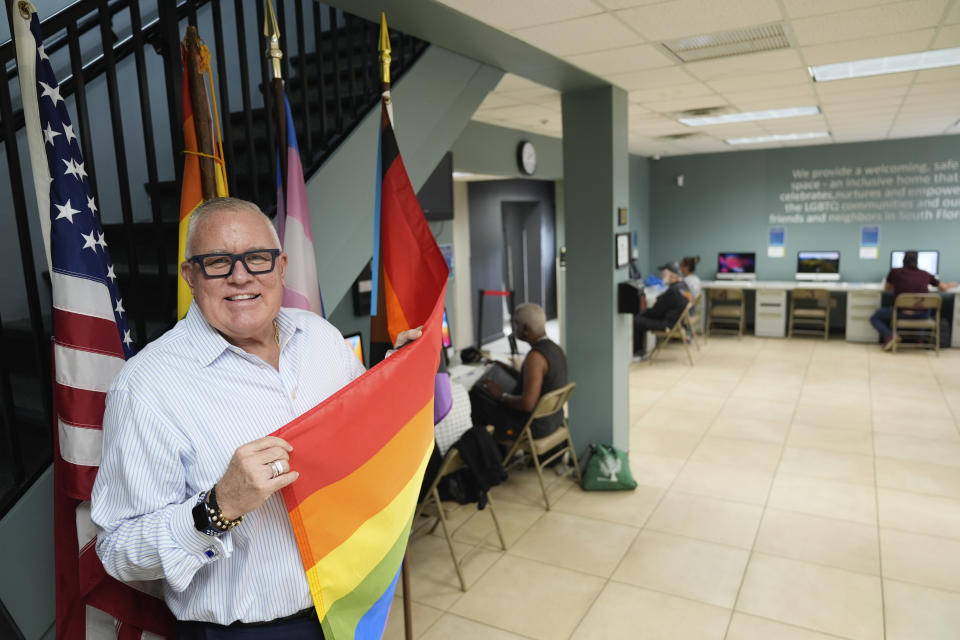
[91,304,365,624]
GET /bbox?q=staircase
[0,0,426,516]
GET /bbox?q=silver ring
[270,460,284,478]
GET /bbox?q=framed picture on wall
[615,232,630,268]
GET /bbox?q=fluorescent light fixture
[725,131,830,145]
[809,47,960,82]
[452,171,476,178]
[679,106,820,126]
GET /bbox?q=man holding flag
[90,197,429,638]
[88,9,444,640]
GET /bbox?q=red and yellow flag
[177,32,228,318]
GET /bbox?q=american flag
[15,9,173,639]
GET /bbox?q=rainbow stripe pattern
[275,92,448,640]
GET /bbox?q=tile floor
[385,335,960,640]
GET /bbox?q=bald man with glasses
[91,198,418,638]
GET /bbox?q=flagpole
[380,17,413,640]
[264,0,287,193]
[183,26,217,199]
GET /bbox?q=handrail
[0,0,427,519]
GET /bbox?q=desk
[701,280,959,344]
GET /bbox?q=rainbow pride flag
[275,80,448,639]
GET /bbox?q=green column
[561,85,630,452]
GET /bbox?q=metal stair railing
[0,0,427,518]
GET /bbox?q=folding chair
[685,291,705,349]
[891,293,941,354]
[707,288,745,338]
[413,447,507,591]
[500,382,581,510]
[788,288,831,339]
[649,302,695,366]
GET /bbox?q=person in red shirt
[870,250,957,350]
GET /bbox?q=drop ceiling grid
[433,0,960,155]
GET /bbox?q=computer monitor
[796,250,840,281]
[441,309,452,348]
[717,252,756,280]
[891,250,939,275]
[343,331,364,366]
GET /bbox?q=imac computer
[343,332,364,367]
[796,250,840,281]
[891,250,939,276]
[716,252,757,280]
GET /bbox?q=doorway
[501,201,543,322]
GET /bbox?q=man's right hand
[214,436,299,521]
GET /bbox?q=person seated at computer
[470,303,567,440]
[680,256,701,303]
[634,261,689,359]
[870,249,958,350]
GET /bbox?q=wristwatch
[192,491,223,536]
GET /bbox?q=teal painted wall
[561,86,631,453]
[0,468,54,639]
[649,136,960,283]
[452,122,564,180]
[629,155,651,276]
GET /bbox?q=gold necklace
[273,320,280,348]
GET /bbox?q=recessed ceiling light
[679,106,820,126]
[809,47,960,82]
[725,131,830,145]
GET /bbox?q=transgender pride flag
[276,90,324,315]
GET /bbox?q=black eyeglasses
[189,249,282,279]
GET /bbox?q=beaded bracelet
[204,485,243,532]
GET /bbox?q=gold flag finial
[264,0,283,80]
[379,13,391,85]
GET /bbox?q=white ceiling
[437,0,960,156]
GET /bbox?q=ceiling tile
[832,130,890,142]
[435,0,603,31]
[616,0,783,41]
[722,85,818,103]
[791,0,948,47]
[707,68,812,93]
[643,94,731,114]
[782,0,903,19]
[758,113,828,133]
[933,24,960,47]
[800,30,934,66]
[818,87,908,104]
[727,95,821,111]
[822,100,902,114]
[474,93,525,110]
[684,49,803,81]
[595,0,670,8]
[628,83,718,103]
[888,125,952,138]
[946,1,960,23]
[685,122,768,137]
[497,86,562,102]
[513,13,642,56]
[915,67,960,83]
[565,44,675,75]
[493,74,544,92]
[607,66,698,90]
